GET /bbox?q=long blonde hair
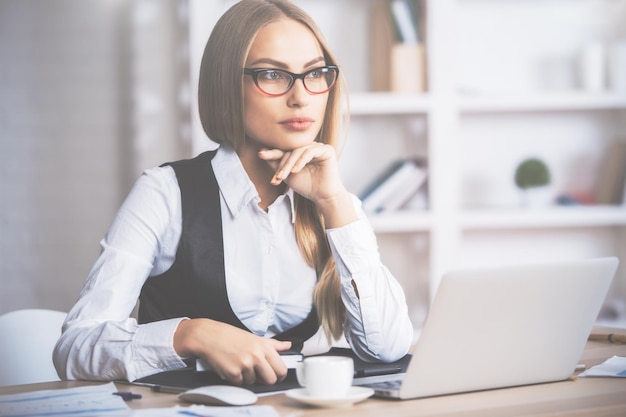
[198,0,348,341]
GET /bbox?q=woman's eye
[261,70,285,81]
[307,69,323,79]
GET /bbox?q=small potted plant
[514,157,552,207]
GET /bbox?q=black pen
[113,391,142,401]
[355,366,403,378]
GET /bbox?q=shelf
[368,206,626,233]
[460,206,626,230]
[368,210,432,233]
[349,92,431,115]
[348,92,626,116]
[459,92,626,113]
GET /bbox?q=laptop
[358,257,619,400]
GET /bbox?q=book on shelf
[370,0,427,93]
[359,158,428,213]
[595,141,626,205]
[390,0,420,44]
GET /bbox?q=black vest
[138,151,319,350]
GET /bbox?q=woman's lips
[280,117,314,131]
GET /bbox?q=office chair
[0,308,66,386]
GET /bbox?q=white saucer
[285,386,374,408]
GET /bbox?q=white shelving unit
[369,206,626,232]
[189,0,626,330]
[459,92,626,113]
[460,206,626,230]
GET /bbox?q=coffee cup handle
[296,362,306,387]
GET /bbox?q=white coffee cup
[296,356,354,398]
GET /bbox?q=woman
[53,0,413,386]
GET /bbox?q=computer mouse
[178,385,258,406]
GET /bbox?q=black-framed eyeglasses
[243,65,339,96]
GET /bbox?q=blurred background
[1,0,625,335]
[0,0,192,314]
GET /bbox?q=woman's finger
[241,365,257,385]
[259,144,328,185]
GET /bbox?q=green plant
[514,158,551,189]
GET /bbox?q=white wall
[0,0,190,314]
[0,0,121,313]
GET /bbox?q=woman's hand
[258,143,357,227]
[173,318,292,385]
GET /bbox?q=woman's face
[243,18,329,151]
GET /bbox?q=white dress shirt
[53,144,413,381]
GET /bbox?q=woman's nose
[286,79,309,108]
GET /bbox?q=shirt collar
[212,144,296,222]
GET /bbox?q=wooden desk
[3,328,626,417]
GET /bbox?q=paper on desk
[579,356,626,378]
[0,381,130,417]
[131,405,279,417]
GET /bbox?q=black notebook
[130,348,412,394]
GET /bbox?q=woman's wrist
[315,190,357,229]
[173,318,210,358]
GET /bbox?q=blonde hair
[198,0,348,341]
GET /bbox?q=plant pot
[519,185,553,208]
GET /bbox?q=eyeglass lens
[254,67,337,95]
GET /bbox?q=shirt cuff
[128,317,188,381]
[326,219,381,278]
